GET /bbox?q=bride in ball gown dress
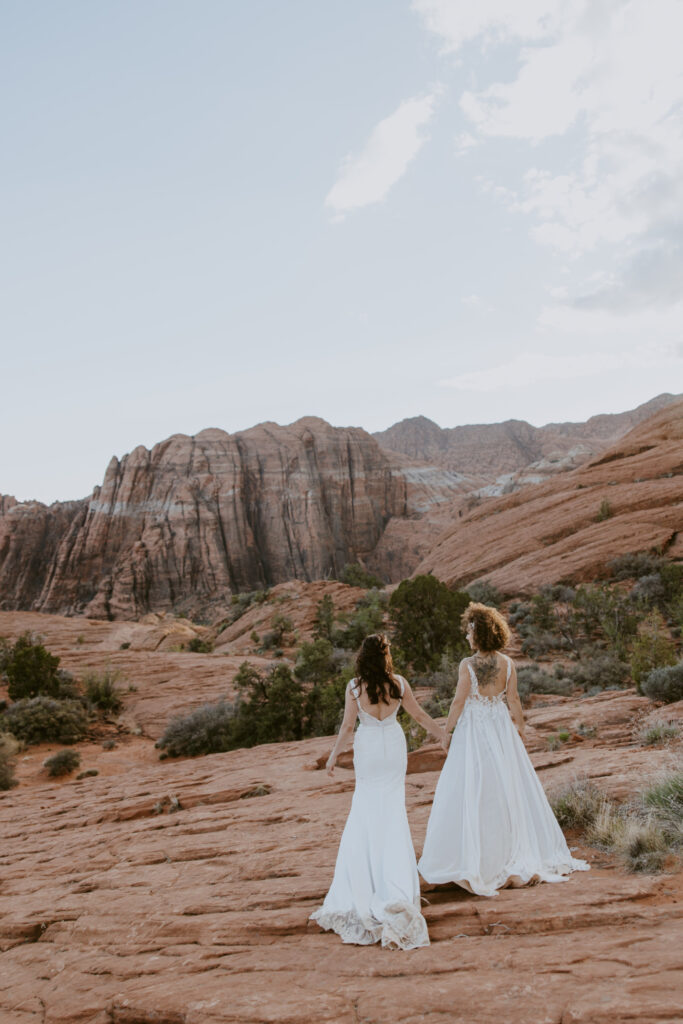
[419,602,589,897]
[310,633,448,949]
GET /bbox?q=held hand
[326,753,336,776]
[439,729,451,752]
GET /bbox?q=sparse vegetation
[465,580,502,607]
[44,749,81,777]
[2,633,62,700]
[83,669,124,713]
[312,594,335,641]
[332,591,386,650]
[595,498,613,522]
[188,636,214,653]
[629,610,677,687]
[2,696,89,746]
[550,772,683,873]
[156,699,239,757]
[516,665,574,705]
[633,720,680,746]
[0,732,19,790]
[339,563,384,589]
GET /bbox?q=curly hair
[355,634,401,705]
[462,602,511,653]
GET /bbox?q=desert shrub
[155,700,238,757]
[332,591,387,650]
[516,665,574,705]
[616,819,669,873]
[416,651,459,717]
[630,574,666,609]
[629,610,677,686]
[465,580,502,607]
[550,780,605,830]
[609,552,663,580]
[83,669,123,713]
[44,749,81,777]
[234,663,305,745]
[572,584,639,658]
[633,720,680,746]
[268,614,294,647]
[389,576,469,672]
[559,653,630,692]
[339,563,384,589]
[188,637,214,653]
[304,673,348,737]
[294,638,335,683]
[312,595,335,641]
[640,771,683,846]
[595,499,613,522]
[0,732,19,790]
[3,633,62,701]
[641,662,683,704]
[2,696,89,745]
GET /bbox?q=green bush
[629,610,677,686]
[83,669,123,713]
[2,696,89,746]
[332,591,386,650]
[0,732,19,791]
[465,580,502,607]
[640,662,683,703]
[550,780,605,829]
[188,637,214,653]
[609,552,663,580]
[44,749,81,777]
[595,499,613,522]
[573,584,639,658]
[304,673,348,737]
[3,633,62,700]
[294,638,335,682]
[312,595,335,641]
[155,700,238,757]
[416,651,459,717]
[339,563,384,589]
[560,653,630,692]
[389,576,469,672]
[516,665,574,704]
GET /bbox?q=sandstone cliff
[374,393,681,490]
[0,419,464,618]
[415,399,683,593]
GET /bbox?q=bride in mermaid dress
[310,633,447,949]
[419,602,589,897]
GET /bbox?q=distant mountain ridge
[373,394,682,491]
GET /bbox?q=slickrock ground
[2,607,682,1024]
[416,400,683,593]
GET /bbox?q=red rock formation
[415,399,683,592]
[0,419,465,618]
[374,392,681,488]
[0,611,681,1024]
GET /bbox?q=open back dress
[418,655,588,896]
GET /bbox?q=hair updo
[462,602,511,653]
[355,633,401,705]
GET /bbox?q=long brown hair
[355,634,401,705]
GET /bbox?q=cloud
[325,92,438,219]
[439,342,682,392]
[414,0,683,308]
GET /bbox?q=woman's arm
[400,679,449,751]
[326,684,358,776]
[505,661,526,741]
[445,661,472,736]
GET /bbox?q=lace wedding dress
[310,677,430,949]
[418,656,588,897]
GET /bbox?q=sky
[2,0,682,503]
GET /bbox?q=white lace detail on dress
[311,901,429,950]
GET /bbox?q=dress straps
[504,655,512,690]
[466,661,479,694]
[349,678,362,710]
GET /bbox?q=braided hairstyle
[355,633,401,705]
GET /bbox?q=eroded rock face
[415,400,683,593]
[374,392,682,492]
[0,419,465,618]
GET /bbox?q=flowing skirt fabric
[310,719,429,949]
[418,698,589,897]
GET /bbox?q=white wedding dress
[310,677,430,949]
[418,656,588,897]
